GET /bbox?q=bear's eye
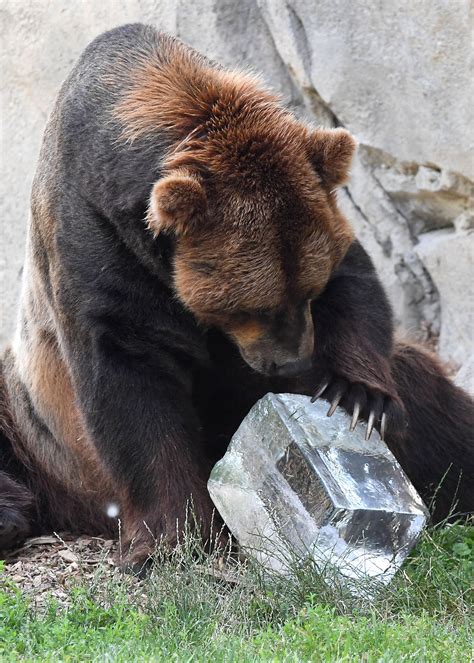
[235,308,278,324]
[254,308,275,321]
[228,309,274,325]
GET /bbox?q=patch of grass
[1,523,472,662]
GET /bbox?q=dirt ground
[2,533,241,610]
[2,534,120,608]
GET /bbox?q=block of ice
[208,393,429,588]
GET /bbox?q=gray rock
[208,393,428,589]
[259,0,473,177]
[415,229,474,367]
[455,354,474,398]
[372,162,473,235]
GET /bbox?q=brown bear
[0,24,472,568]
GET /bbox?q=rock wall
[1,0,472,368]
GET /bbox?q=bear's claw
[310,377,400,442]
[310,382,330,403]
[326,390,343,417]
[365,409,376,440]
[349,400,361,432]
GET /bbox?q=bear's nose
[270,357,313,378]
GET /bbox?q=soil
[2,534,119,608]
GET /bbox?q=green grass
[1,523,472,662]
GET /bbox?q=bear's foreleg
[60,325,217,570]
[305,239,405,438]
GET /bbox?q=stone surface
[1,1,473,364]
[415,229,474,367]
[208,393,428,589]
[259,0,473,177]
[455,354,474,398]
[372,161,474,236]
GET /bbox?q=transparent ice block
[208,393,429,588]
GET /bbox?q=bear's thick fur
[1,24,472,566]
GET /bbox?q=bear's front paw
[118,495,227,576]
[311,373,405,441]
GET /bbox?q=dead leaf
[22,536,59,547]
[58,549,79,563]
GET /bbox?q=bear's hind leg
[388,342,474,523]
[0,470,34,551]
[0,364,36,551]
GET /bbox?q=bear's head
[147,124,355,377]
[114,41,356,376]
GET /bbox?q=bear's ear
[147,171,207,237]
[307,128,357,189]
